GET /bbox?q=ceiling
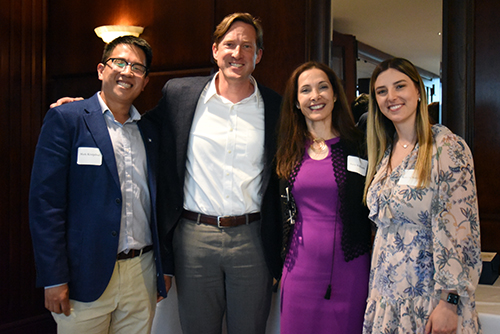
[331,0,442,80]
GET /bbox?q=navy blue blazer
[145,75,284,279]
[29,93,167,302]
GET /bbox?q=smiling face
[97,43,149,109]
[212,21,262,84]
[373,68,420,127]
[296,68,336,128]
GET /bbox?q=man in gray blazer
[146,12,282,334]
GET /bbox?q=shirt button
[115,198,121,205]
[111,231,118,237]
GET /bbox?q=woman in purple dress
[276,62,372,334]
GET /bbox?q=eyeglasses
[105,58,148,76]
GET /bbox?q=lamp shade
[94,25,144,43]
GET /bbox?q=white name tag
[399,169,418,186]
[347,156,368,176]
[77,147,102,166]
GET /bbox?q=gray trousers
[173,218,273,334]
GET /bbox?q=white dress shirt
[98,93,152,254]
[183,74,265,216]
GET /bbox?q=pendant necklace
[309,138,328,160]
[397,136,416,150]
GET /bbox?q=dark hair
[351,93,369,123]
[213,13,264,52]
[428,102,439,125]
[276,61,359,179]
[101,36,153,76]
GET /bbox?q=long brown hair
[363,57,433,202]
[276,61,359,179]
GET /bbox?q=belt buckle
[217,216,228,228]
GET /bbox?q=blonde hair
[363,58,433,202]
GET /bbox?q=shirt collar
[203,72,260,107]
[97,91,141,123]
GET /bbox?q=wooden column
[442,0,500,255]
[441,0,475,144]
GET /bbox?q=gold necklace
[399,142,410,149]
[308,138,329,160]
[398,140,416,149]
[396,133,416,149]
[311,138,327,153]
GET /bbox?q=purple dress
[280,137,370,334]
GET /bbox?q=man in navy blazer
[146,13,282,334]
[29,36,168,333]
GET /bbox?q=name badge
[399,169,418,186]
[347,156,368,176]
[77,147,102,166]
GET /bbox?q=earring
[295,103,300,109]
[418,97,421,102]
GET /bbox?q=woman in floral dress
[363,58,481,334]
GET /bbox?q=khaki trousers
[52,250,157,334]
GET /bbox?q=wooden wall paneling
[214,0,312,94]
[47,0,159,76]
[46,0,128,105]
[472,0,500,253]
[147,0,215,72]
[0,2,12,317]
[47,0,217,112]
[0,0,55,331]
[133,0,217,111]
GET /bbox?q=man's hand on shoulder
[50,97,84,109]
[45,284,71,316]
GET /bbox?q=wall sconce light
[94,25,144,43]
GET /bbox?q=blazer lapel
[260,85,281,194]
[83,98,120,189]
[173,76,213,181]
[138,119,157,209]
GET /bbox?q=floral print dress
[363,124,482,334]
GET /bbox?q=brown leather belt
[117,245,153,260]
[182,210,261,228]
